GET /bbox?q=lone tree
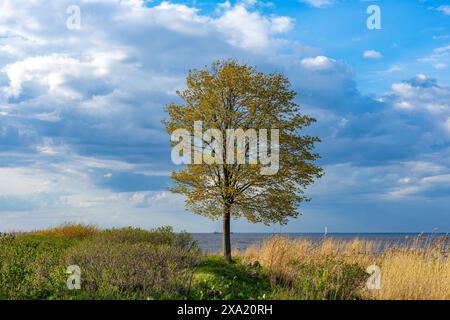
[163,60,322,262]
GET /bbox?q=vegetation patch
[190,256,272,300]
[1,225,448,300]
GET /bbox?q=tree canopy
[163,60,323,261]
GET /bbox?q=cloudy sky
[0,0,449,232]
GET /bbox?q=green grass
[279,259,368,300]
[0,225,369,300]
[190,256,272,300]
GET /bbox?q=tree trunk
[222,204,232,263]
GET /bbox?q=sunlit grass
[242,234,450,300]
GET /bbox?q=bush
[63,230,200,299]
[0,226,200,299]
[0,233,74,299]
[91,226,197,250]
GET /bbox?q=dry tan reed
[242,234,449,300]
[26,223,99,238]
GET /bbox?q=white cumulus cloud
[301,55,336,70]
[363,50,382,59]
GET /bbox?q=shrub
[0,226,200,299]
[63,232,200,299]
[0,233,74,299]
[90,226,197,251]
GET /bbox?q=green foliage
[273,259,368,300]
[163,60,323,224]
[90,226,197,251]
[0,233,78,299]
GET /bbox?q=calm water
[191,233,449,253]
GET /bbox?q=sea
[191,233,449,253]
